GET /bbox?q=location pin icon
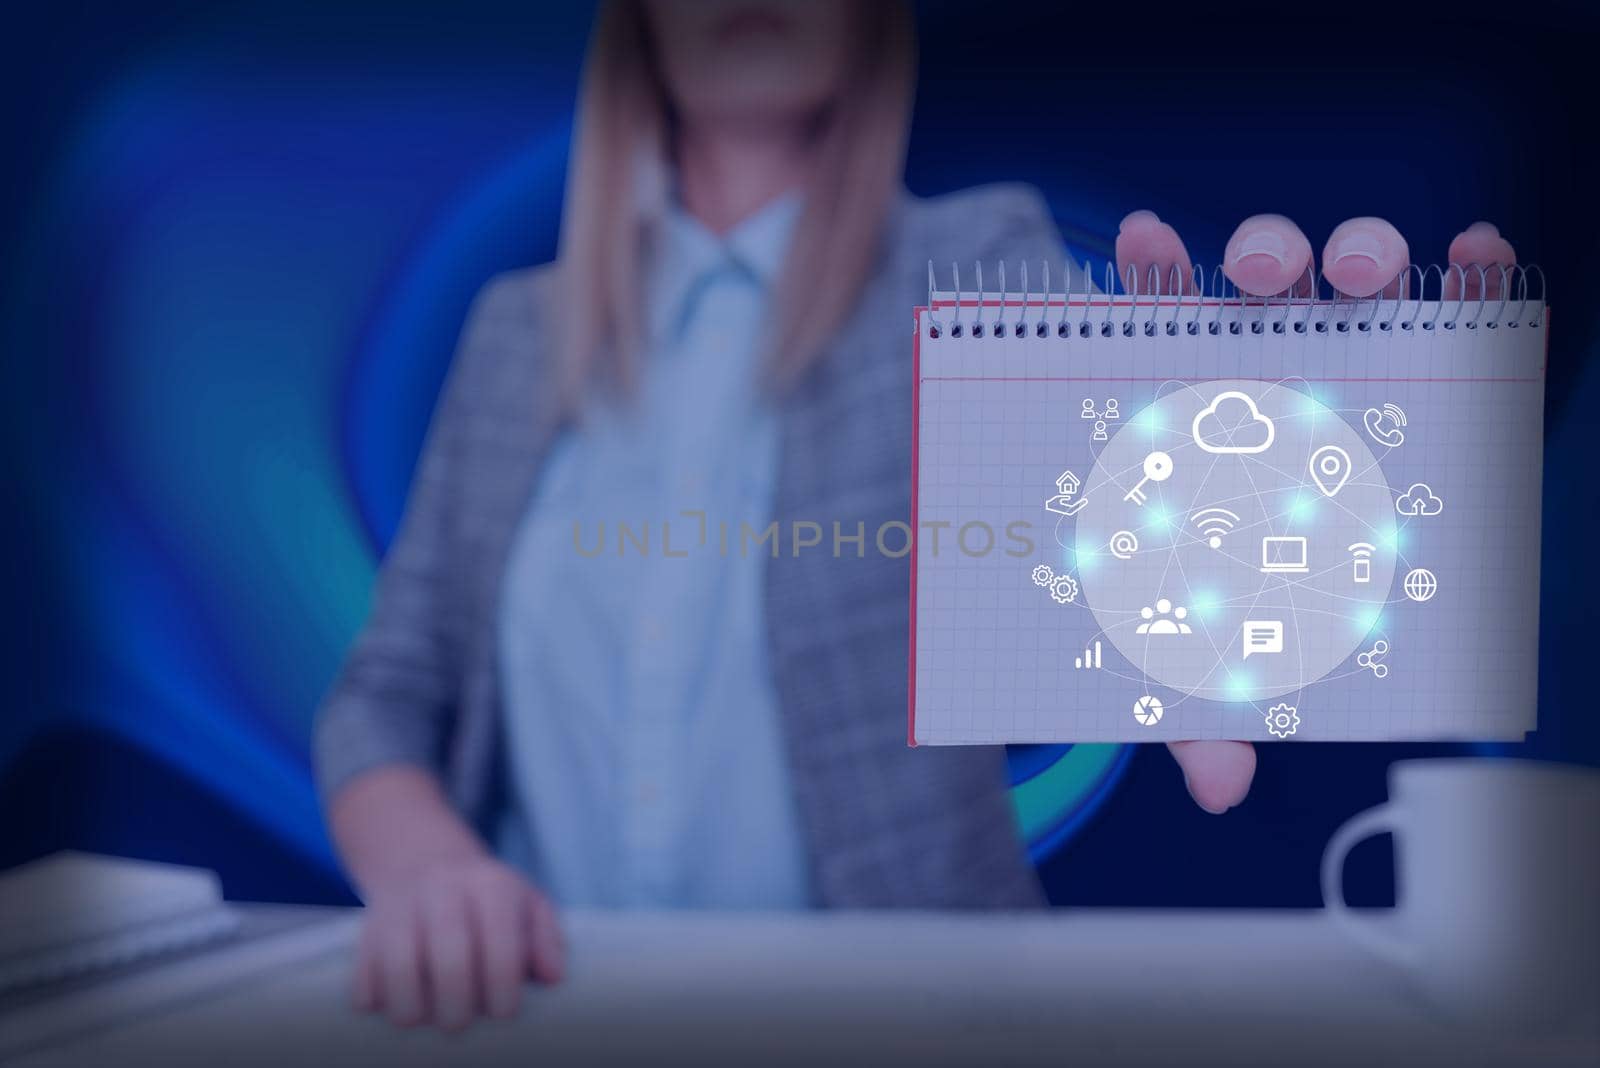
[1309,445,1352,497]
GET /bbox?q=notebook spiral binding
[924,259,1545,340]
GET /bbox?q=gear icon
[1031,564,1055,587]
[1049,574,1079,605]
[1265,702,1301,739]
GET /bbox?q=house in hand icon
[1045,470,1088,517]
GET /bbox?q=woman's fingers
[421,891,478,1032]
[374,908,426,1027]
[1137,213,1513,303]
[1445,221,1517,299]
[1115,210,1194,294]
[523,890,566,984]
[470,881,526,1020]
[1322,217,1409,299]
[1167,740,1257,814]
[352,922,380,1012]
[1223,214,1314,296]
[353,862,561,1031]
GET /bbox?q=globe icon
[1404,568,1438,602]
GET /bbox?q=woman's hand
[353,854,563,1030]
[329,766,564,1030]
[1113,209,1518,815]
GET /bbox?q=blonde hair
[555,0,916,405]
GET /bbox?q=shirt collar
[646,192,802,339]
[718,191,802,287]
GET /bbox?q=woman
[316,0,1517,1030]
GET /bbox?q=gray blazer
[316,184,1067,908]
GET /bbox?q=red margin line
[908,309,923,747]
[921,376,1542,384]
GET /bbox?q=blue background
[3,1,1596,907]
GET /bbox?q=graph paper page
[910,297,1546,744]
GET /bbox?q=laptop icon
[1260,536,1309,574]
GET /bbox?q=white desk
[7,908,1597,1067]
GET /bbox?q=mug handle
[1320,804,1416,970]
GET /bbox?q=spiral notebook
[910,263,1547,744]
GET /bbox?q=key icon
[1123,451,1174,506]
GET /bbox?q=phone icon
[1362,403,1407,448]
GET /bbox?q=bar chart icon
[1074,641,1103,670]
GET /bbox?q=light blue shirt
[496,194,811,909]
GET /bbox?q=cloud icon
[1191,391,1276,454]
[1395,482,1444,517]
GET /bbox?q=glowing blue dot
[1285,493,1318,524]
[1353,606,1383,635]
[1068,544,1098,574]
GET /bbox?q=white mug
[1321,758,1600,1028]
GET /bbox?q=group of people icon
[1082,397,1120,441]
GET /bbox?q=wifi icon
[1191,506,1241,549]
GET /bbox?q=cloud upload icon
[1395,482,1444,517]
[1191,391,1276,454]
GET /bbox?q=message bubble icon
[1242,620,1284,659]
